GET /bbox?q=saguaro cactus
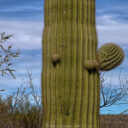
[42,0,124,128]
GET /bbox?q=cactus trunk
[42,0,100,128]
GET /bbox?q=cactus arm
[98,43,124,71]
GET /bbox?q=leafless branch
[0,32,20,78]
[100,72,128,108]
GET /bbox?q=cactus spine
[42,0,124,128]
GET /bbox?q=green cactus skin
[42,0,100,128]
[98,43,124,71]
[42,0,123,128]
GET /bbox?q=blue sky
[0,0,128,114]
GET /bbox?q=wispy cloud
[0,20,43,49]
[97,21,128,47]
[0,0,43,20]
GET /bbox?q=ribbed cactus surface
[42,0,99,128]
[42,0,124,128]
[98,43,124,71]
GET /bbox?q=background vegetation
[0,72,42,128]
[0,71,128,128]
[0,33,128,128]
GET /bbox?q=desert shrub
[0,72,42,128]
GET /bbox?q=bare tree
[100,72,128,109]
[0,32,20,79]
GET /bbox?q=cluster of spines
[51,53,61,66]
[83,59,100,71]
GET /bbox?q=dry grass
[0,72,42,128]
[100,115,128,128]
[1,72,128,128]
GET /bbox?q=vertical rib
[42,0,100,128]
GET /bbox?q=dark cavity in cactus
[51,53,61,67]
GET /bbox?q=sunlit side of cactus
[42,0,124,128]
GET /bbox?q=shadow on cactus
[98,43,124,71]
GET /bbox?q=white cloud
[0,16,127,50]
[0,19,42,93]
[0,19,44,50]
[97,14,117,25]
[96,14,128,49]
